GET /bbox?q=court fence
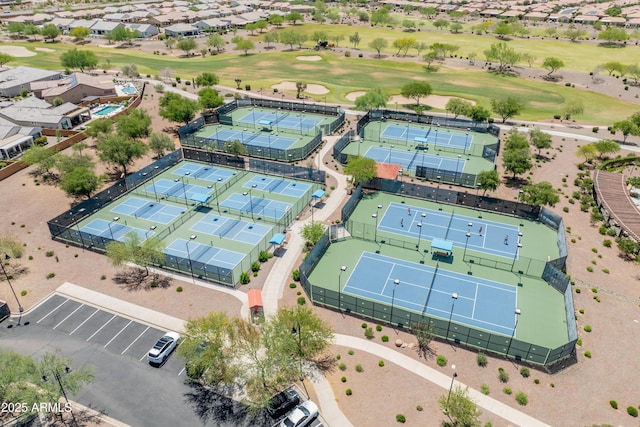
[332,130,356,164]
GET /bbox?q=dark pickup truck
[267,387,300,418]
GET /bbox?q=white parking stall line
[140,352,148,362]
[178,367,185,376]
[121,326,150,355]
[53,304,85,330]
[37,299,69,324]
[104,320,132,348]
[69,309,99,335]
[87,314,115,341]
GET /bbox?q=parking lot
[29,294,186,374]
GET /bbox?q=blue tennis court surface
[381,124,472,150]
[345,252,517,336]
[145,178,210,201]
[236,110,322,131]
[166,238,244,271]
[364,146,465,174]
[243,176,310,198]
[110,197,185,224]
[79,219,151,242]
[206,129,297,150]
[190,214,272,245]
[378,202,520,258]
[172,163,235,183]
[220,193,292,220]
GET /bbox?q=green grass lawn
[5,39,638,123]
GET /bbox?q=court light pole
[446,369,458,407]
[456,155,462,185]
[512,241,523,269]
[405,120,410,145]
[416,221,423,250]
[389,145,394,163]
[2,254,23,327]
[506,308,522,358]
[436,175,442,210]
[446,292,458,341]
[463,232,471,259]
[107,216,119,240]
[390,278,400,326]
[185,235,197,279]
[338,265,347,312]
[372,204,382,242]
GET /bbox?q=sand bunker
[0,46,36,57]
[296,56,322,61]
[345,91,366,101]
[271,81,329,95]
[34,47,55,53]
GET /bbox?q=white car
[279,400,318,427]
[147,332,180,364]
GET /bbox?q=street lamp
[446,292,458,341]
[2,254,23,327]
[42,366,78,427]
[185,235,197,278]
[506,308,522,357]
[390,278,400,326]
[291,320,303,380]
[338,265,347,311]
[446,369,458,406]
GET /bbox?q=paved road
[0,295,276,427]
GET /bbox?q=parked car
[279,400,318,427]
[147,331,180,365]
[267,387,300,418]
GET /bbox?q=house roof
[0,67,61,91]
[31,73,115,97]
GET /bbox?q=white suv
[147,332,180,365]
[279,400,318,427]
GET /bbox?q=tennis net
[274,112,289,124]
[267,179,282,192]
[166,182,185,197]
[135,203,157,219]
[444,210,455,240]
[217,219,239,237]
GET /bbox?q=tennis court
[78,219,151,242]
[165,238,244,271]
[243,176,310,198]
[110,197,185,224]
[206,129,297,150]
[172,163,235,183]
[364,146,465,174]
[381,124,472,150]
[145,178,210,201]
[220,193,292,220]
[190,214,272,245]
[236,110,322,131]
[345,252,518,336]
[378,202,521,258]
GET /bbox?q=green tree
[400,81,432,106]
[543,57,565,75]
[349,31,361,48]
[472,22,492,35]
[369,37,388,58]
[450,22,463,33]
[594,139,621,159]
[235,37,255,55]
[439,386,482,427]
[148,132,175,159]
[520,52,536,67]
[625,64,640,84]
[40,23,61,42]
[598,27,629,44]
[521,181,559,206]
[96,134,148,176]
[602,61,625,76]
[477,169,501,195]
[301,221,326,245]
[616,237,639,260]
[159,92,199,124]
[392,37,416,56]
[255,20,268,32]
[433,19,449,30]
[611,120,639,143]
[116,109,151,139]
[285,12,303,24]
[564,27,587,42]
[225,140,248,156]
[177,37,197,55]
[504,131,529,151]
[491,97,524,123]
[69,26,90,42]
[59,166,100,199]
[105,231,166,276]
[629,112,640,128]
[469,106,491,123]
[207,33,225,53]
[414,42,428,56]
[331,34,345,47]
[344,156,377,186]
[245,22,258,36]
[605,6,622,16]
[263,31,279,49]
[484,42,520,74]
[195,72,219,87]
[85,117,113,138]
[310,30,329,43]
[494,21,514,38]
[423,51,439,70]
[529,128,552,156]
[111,26,139,46]
[354,88,389,111]
[60,48,98,72]
[562,100,584,120]
[121,63,139,78]
[20,145,59,177]
[269,14,284,26]
[370,8,392,26]
[502,146,532,179]
[445,98,472,118]
[23,24,40,41]
[198,87,224,111]
[6,22,25,38]
[576,143,598,162]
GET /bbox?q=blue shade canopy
[431,238,453,252]
[311,189,325,199]
[190,193,211,203]
[269,233,286,245]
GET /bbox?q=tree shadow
[113,268,172,291]
[312,352,338,374]
[44,404,107,426]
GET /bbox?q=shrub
[345,388,352,395]
[336,354,341,360]
[258,251,273,262]
[477,352,488,367]
[344,51,351,57]
[584,351,592,358]
[339,363,346,371]
[416,405,423,411]
[20,290,27,296]
[348,349,354,356]
[364,327,374,339]
[603,239,612,247]
[520,367,530,378]
[610,400,618,409]
[396,414,406,423]
[627,406,638,417]
[586,266,593,272]
[381,335,389,342]
[251,261,260,272]
[100,275,106,280]
[534,379,540,384]
[576,288,581,293]
[563,207,569,213]
[378,360,385,367]
[591,248,598,253]
[576,338,583,345]
[292,269,300,281]
[436,355,447,367]
[297,297,306,305]
[46,272,55,279]
[481,384,490,395]
[503,387,512,395]
[498,368,509,383]
[355,364,363,372]
[361,322,367,329]
[584,325,592,332]
[376,324,382,332]
[28,256,33,260]
[592,126,599,133]
[602,268,610,274]
[289,282,297,288]
[45,251,54,257]
[150,281,158,288]
[591,287,598,293]
[176,286,183,292]
[240,272,250,284]
[341,376,346,382]
[515,392,528,405]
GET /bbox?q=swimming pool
[122,86,136,94]
[94,105,119,116]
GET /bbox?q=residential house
[195,18,231,31]
[164,23,200,37]
[126,23,159,38]
[0,97,90,129]
[30,73,116,104]
[89,20,124,36]
[0,116,41,160]
[0,66,62,98]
